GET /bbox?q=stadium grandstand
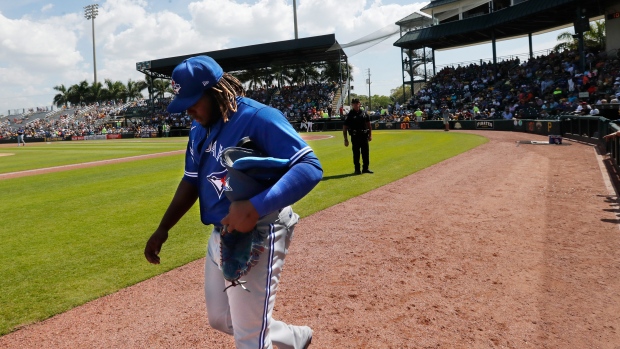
[2,0,620,146]
[134,34,350,132]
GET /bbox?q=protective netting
[328,23,401,57]
[329,11,434,57]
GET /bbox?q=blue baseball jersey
[183,96,320,226]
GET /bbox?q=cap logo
[172,80,181,95]
[202,81,210,86]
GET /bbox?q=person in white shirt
[590,106,600,115]
[502,108,513,119]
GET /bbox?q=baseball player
[144,56,321,349]
[17,127,25,146]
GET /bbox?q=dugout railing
[559,114,620,178]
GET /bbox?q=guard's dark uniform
[344,108,371,172]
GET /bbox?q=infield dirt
[1,130,619,348]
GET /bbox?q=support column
[432,48,436,76]
[492,29,497,69]
[346,57,351,105]
[529,33,533,60]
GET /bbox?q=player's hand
[144,228,168,264]
[344,139,349,147]
[368,134,372,142]
[221,200,259,233]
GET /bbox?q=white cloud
[3,0,564,116]
[41,4,54,12]
[188,0,293,45]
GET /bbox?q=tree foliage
[52,78,148,107]
[554,20,606,52]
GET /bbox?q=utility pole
[84,4,99,85]
[366,69,372,111]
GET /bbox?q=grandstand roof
[395,12,436,30]
[420,0,461,11]
[136,34,346,79]
[394,0,612,51]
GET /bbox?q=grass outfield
[0,130,487,335]
[0,138,188,174]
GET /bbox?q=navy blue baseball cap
[167,55,224,113]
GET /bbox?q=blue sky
[0,0,571,115]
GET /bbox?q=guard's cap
[167,56,224,113]
[352,98,361,104]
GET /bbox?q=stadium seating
[408,48,620,120]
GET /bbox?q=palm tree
[68,80,91,106]
[152,79,171,98]
[290,64,320,86]
[302,64,321,85]
[143,74,155,101]
[260,68,276,88]
[554,19,606,52]
[125,79,147,101]
[584,20,605,50]
[268,65,293,88]
[320,61,352,84]
[52,84,70,108]
[88,81,104,104]
[102,79,127,102]
[236,68,267,90]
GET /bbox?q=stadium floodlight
[293,0,298,40]
[84,4,99,85]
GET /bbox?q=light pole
[84,4,99,85]
[293,0,298,39]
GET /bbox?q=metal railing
[435,48,554,71]
[337,80,350,109]
[558,115,620,175]
[560,115,610,148]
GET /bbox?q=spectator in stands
[300,116,308,132]
[574,101,589,115]
[441,105,451,131]
[401,113,410,129]
[553,87,563,101]
[414,108,424,126]
[589,104,600,116]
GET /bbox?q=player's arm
[145,179,198,264]
[251,151,322,215]
[343,124,349,147]
[223,151,323,233]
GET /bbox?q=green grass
[0,138,187,173]
[0,131,487,335]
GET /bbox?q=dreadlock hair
[206,73,245,123]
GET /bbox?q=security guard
[343,98,373,174]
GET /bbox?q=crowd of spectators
[1,80,343,141]
[8,47,619,141]
[268,82,339,121]
[404,47,620,121]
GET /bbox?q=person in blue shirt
[17,127,26,146]
[144,56,322,349]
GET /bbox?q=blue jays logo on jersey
[207,170,228,199]
[205,141,224,162]
[172,80,181,95]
